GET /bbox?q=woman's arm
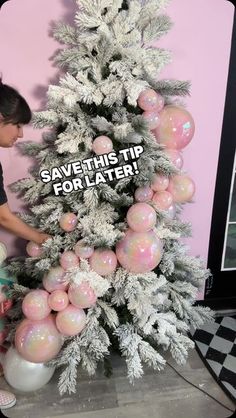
[0,203,50,244]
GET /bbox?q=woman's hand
[37,233,52,245]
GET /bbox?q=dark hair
[0,76,32,125]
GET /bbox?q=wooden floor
[0,348,235,418]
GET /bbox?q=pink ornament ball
[48,290,69,312]
[56,305,86,336]
[151,174,169,192]
[116,229,163,274]
[154,105,195,150]
[143,110,160,130]
[127,203,156,232]
[43,266,68,293]
[138,89,164,112]
[74,240,94,259]
[60,251,79,270]
[152,191,173,210]
[164,149,184,170]
[167,175,195,203]
[26,241,43,258]
[59,213,78,232]
[89,249,117,276]
[134,186,154,202]
[15,315,62,363]
[165,204,176,219]
[92,136,113,155]
[22,290,51,321]
[68,282,97,309]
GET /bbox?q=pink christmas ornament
[43,266,68,293]
[59,251,79,270]
[127,203,156,232]
[48,290,69,312]
[164,149,184,170]
[59,213,78,232]
[116,229,163,274]
[138,89,164,112]
[143,110,160,130]
[68,282,97,309]
[15,315,62,363]
[26,241,43,258]
[74,240,94,259]
[154,105,195,149]
[152,191,173,210]
[151,174,169,192]
[134,186,154,202]
[22,290,51,321]
[167,175,195,203]
[89,249,117,276]
[92,136,113,155]
[56,305,86,336]
[165,203,176,219]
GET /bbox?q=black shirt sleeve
[0,162,8,206]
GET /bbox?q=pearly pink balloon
[15,315,62,363]
[60,251,79,270]
[74,240,94,259]
[165,203,176,219]
[154,105,195,150]
[167,175,195,203]
[127,203,156,232]
[151,174,169,192]
[89,249,117,276]
[26,241,43,258]
[48,290,69,312]
[56,305,86,336]
[152,191,173,210]
[68,282,97,309]
[164,149,184,169]
[143,110,160,130]
[22,290,51,321]
[92,136,113,155]
[134,186,154,202]
[138,89,164,112]
[116,229,163,273]
[59,213,78,232]
[43,266,68,293]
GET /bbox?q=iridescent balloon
[56,305,86,336]
[22,290,51,321]
[74,240,94,259]
[48,290,69,312]
[92,135,113,155]
[127,203,156,232]
[68,282,97,309]
[89,249,117,276]
[164,149,184,169]
[167,175,195,203]
[143,110,160,130]
[59,212,78,232]
[60,251,79,270]
[116,229,163,273]
[152,191,173,210]
[15,315,62,363]
[134,186,154,202]
[43,266,68,293]
[138,89,164,112]
[151,174,169,192]
[26,241,43,258]
[154,105,195,149]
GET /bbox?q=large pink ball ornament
[116,229,163,273]
[167,175,195,203]
[89,249,117,276]
[164,149,183,170]
[56,305,86,336]
[143,110,160,130]
[152,191,173,210]
[15,315,63,363]
[154,105,195,150]
[68,282,97,309]
[22,290,51,321]
[74,240,94,259]
[92,136,113,155]
[60,251,79,270]
[127,203,156,232]
[43,266,68,293]
[48,290,69,312]
[59,213,78,232]
[151,174,169,192]
[138,89,164,112]
[134,186,154,202]
[26,241,43,258]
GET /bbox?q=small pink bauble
[138,89,164,112]
[134,186,154,202]
[22,290,51,321]
[68,282,97,309]
[127,203,156,232]
[92,136,113,155]
[143,110,160,130]
[74,240,94,259]
[59,251,79,270]
[167,175,195,203]
[59,213,78,232]
[154,105,195,150]
[151,174,169,192]
[15,315,62,363]
[152,191,173,210]
[56,305,86,336]
[89,249,117,276]
[165,203,176,219]
[26,241,43,258]
[116,229,163,273]
[43,266,68,293]
[48,290,69,312]
[164,149,184,170]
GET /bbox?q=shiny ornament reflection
[26,241,43,258]
[74,240,94,259]
[56,305,86,336]
[164,149,183,169]
[59,212,78,232]
[138,89,164,112]
[68,282,97,309]
[127,203,156,232]
[152,191,173,210]
[89,249,117,276]
[92,135,113,155]
[43,266,68,293]
[60,251,79,270]
[48,290,69,312]
[151,174,169,192]
[134,186,154,202]
[22,290,51,321]
[143,110,160,130]
[167,175,195,203]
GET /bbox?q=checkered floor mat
[190,316,236,402]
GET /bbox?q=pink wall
[0,0,234,297]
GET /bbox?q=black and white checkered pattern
[191,316,236,402]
